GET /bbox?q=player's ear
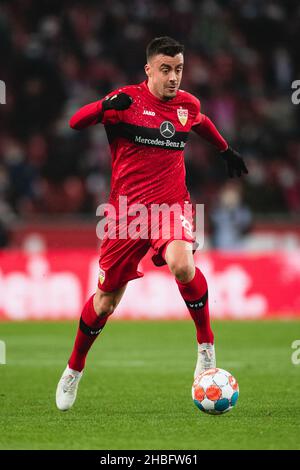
[144,63,151,78]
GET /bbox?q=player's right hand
[102,92,133,111]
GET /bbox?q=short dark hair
[146,36,184,61]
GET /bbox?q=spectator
[0,0,299,218]
[210,183,253,250]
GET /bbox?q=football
[192,368,239,414]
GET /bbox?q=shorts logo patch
[99,268,105,284]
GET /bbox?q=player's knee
[169,261,195,283]
[93,294,116,318]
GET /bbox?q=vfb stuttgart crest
[177,108,188,126]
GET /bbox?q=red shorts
[97,200,197,292]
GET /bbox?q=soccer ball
[192,368,239,415]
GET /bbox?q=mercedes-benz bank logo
[160,121,175,138]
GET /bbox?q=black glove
[221,146,248,178]
[102,92,133,111]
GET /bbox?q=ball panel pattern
[221,384,234,399]
[231,391,239,406]
[213,373,228,387]
[193,400,205,411]
[199,375,214,389]
[192,368,239,415]
[215,398,230,412]
[229,375,239,391]
[201,398,215,411]
[206,385,222,401]
[194,386,205,401]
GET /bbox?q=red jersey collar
[141,80,178,104]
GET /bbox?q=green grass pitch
[0,320,300,450]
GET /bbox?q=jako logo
[143,110,155,116]
[0,80,6,104]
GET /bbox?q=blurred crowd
[1,0,300,239]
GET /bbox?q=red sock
[176,267,214,344]
[68,294,108,372]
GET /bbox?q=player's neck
[147,81,171,102]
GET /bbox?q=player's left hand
[221,146,248,178]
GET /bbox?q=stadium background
[0,0,299,320]
[1,0,300,452]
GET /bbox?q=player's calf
[93,292,117,318]
[168,260,195,283]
